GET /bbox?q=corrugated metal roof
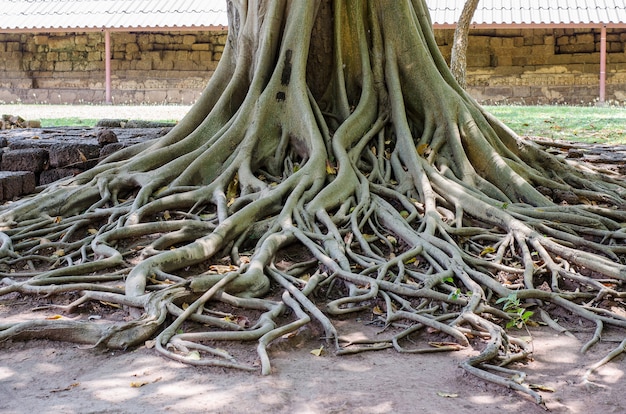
[0,0,228,31]
[427,0,626,26]
[2,0,626,32]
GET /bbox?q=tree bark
[450,0,480,89]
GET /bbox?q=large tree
[1,0,625,405]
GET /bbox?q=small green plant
[496,292,534,329]
[448,287,461,301]
[442,276,462,301]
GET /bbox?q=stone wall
[435,27,626,104]
[2,27,626,105]
[0,30,227,105]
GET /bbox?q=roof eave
[434,22,626,29]
[5,22,626,34]
[0,25,227,34]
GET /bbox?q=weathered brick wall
[2,27,625,105]
[0,30,226,105]
[435,28,626,104]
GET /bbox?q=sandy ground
[1,104,192,122]
[1,302,625,414]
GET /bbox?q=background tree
[450,0,480,88]
[1,0,625,405]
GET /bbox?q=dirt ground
[1,105,625,413]
[1,295,625,414]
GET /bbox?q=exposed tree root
[1,0,626,406]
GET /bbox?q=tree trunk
[1,0,625,405]
[450,0,480,89]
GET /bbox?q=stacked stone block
[434,27,626,104]
[0,30,227,105]
[0,123,171,201]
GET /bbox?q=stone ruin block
[1,148,48,172]
[0,114,41,129]
[99,143,128,160]
[39,168,82,186]
[0,171,36,200]
[48,143,100,169]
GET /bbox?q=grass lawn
[41,118,99,127]
[485,105,626,145]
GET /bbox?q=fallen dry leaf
[50,382,79,393]
[428,342,463,350]
[209,264,238,274]
[227,174,239,200]
[235,315,250,328]
[480,246,496,256]
[325,159,337,175]
[436,391,458,398]
[99,301,122,309]
[417,143,431,156]
[281,331,298,340]
[187,350,201,360]
[310,345,324,357]
[529,383,556,392]
[148,277,175,285]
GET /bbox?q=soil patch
[1,294,625,413]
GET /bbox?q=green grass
[40,118,99,127]
[485,105,626,145]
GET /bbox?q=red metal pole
[105,29,112,103]
[599,25,606,105]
